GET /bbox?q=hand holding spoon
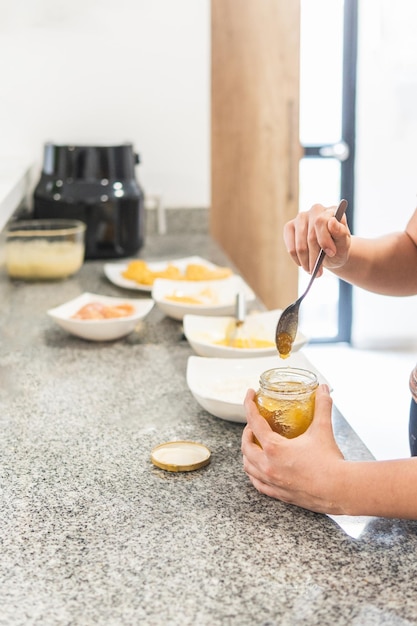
[275,199,348,358]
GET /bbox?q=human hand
[283,203,351,276]
[241,385,346,515]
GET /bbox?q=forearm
[331,231,417,296]
[336,457,417,519]
[243,387,417,521]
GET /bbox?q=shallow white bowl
[47,292,154,341]
[152,275,256,321]
[186,353,330,423]
[183,309,308,358]
[104,255,231,292]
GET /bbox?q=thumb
[328,215,349,243]
[324,217,350,262]
[310,384,333,433]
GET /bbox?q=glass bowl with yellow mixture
[6,219,86,280]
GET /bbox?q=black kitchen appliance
[33,142,145,259]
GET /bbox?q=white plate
[47,292,154,341]
[183,309,308,358]
[104,255,230,292]
[186,353,331,423]
[152,275,256,321]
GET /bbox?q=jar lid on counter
[151,440,211,472]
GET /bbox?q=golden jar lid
[151,440,211,472]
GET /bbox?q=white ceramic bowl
[183,309,308,358]
[186,353,330,423]
[152,275,256,321]
[104,255,232,292]
[47,292,154,341]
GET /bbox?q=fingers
[241,425,263,473]
[241,424,267,489]
[241,425,284,497]
[312,205,342,258]
[243,389,275,448]
[284,211,320,273]
[283,204,350,274]
[283,220,301,267]
[242,391,279,485]
[245,472,294,502]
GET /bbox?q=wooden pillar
[210,0,302,310]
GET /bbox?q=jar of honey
[255,367,318,439]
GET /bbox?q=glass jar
[255,367,318,439]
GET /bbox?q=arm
[283,205,417,296]
[242,387,417,519]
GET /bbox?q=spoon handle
[304,199,348,295]
[235,292,246,325]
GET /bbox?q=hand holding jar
[241,384,346,515]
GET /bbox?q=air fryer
[33,142,145,259]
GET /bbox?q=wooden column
[210,0,302,310]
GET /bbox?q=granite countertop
[1,209,417,626]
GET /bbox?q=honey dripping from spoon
[276,331,292,359]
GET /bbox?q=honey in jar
[255,367,318,439]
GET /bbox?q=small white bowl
[152,275,256,321]
[186,353,330,423]
[47,292,154,341]
[183,309,308,358]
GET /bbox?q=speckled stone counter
[1,210,417,626]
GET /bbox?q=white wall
[353,0,417,347]
[0,0,210,208]
[2,0,416,345]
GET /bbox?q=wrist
[325,459,356,516]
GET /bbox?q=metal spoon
[275,199,348,358]
[227,292,246,346]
